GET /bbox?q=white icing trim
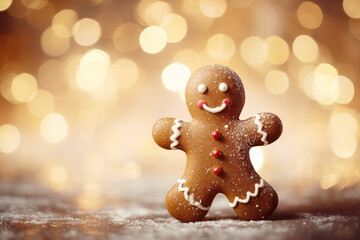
[170,119,182,149]
[202,102,227,113]
[178,179,210,211]
[229,179,265,208]
[254,114,269,145]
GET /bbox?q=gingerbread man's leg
[165,178,217,222]
[224,177,278,221]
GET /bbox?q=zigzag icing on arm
[170,119,182,149]
[177,179,210,211]
[229,179,265,208]
[254,114,269,145]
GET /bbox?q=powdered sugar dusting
[195,64,243,91]
[0,181,359,239]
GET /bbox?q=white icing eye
[198,84,207,93]
[219,83,228,92]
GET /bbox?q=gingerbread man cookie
[153,64,282,222]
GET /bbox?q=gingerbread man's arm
[152,117,185,151]
[242,112,282,147]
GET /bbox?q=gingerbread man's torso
[153,65,282,222]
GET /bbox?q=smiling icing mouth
[198,98,232,113]
[203,102,227,113]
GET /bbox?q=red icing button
[222,98,232,107]
[197,100,207,109]
[212,149,222,158]
[213,166,222,175]
[212,130,221,140]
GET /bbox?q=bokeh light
[199,0,227,18]
[312,63,339,105]
[297,1,323,29]
[41,26,71,56]
[162,63,191,92]
[7,0,27,18]
[336,75,355,104]
[292,35,319,63]
[182,0,201,15]
[113,23,142,52]
[240,36,267,67]
[88,0,106,4]
[52,9,78,38]
[27,89,55,117]
[73,18,101,46]
[343,0,360,19]
[44,166,68,192]
[139,26,167,54]
[0,0,12,11]
[40,113,68,143]
[329,111,358,158]
[64,54,82,89]
[161,14,187,43]
[173,49,202,72]
[297,65,314,89]
[330,130,357,158]
[25,1,54,28]
[11,73,38,103]
[301,71,316,100]
[76,49,110,93]
[265,70,289,95]
[207,34,236,60]
[1,78,18,104]
[249,147,264,171]
[77,183,102,210]
[265,36,289,65]
[349,19,360,40]
[0,124,21,153]
[139,0,173,26]
[21,0,47,10]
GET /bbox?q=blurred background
[0,0,359,210]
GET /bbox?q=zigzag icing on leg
[229,179,265,208]
[178,179,210,211]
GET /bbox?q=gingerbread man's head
[185,64,245,120]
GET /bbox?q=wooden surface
[0,178,359,240]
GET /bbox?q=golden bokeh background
[0,0,359,210]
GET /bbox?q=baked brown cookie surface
[153,64,282,222]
